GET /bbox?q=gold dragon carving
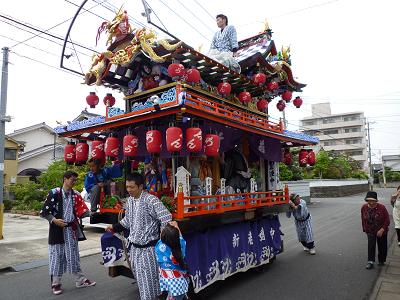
[85,10,182,86]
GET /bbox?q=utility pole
[381,154,387,188]
[0,47,10,240]
[366,120,373,190]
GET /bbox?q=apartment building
[299,103,368,170]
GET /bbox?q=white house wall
[18,149,63,173]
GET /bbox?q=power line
[0,13,95,53]
[191,0,215,21]
[10,0,108,48]
[157,0,211,42]
[11,51,82,78]
[0,33,59,57]
[0,18,91,57]
[142,0,168,31]
[175,0,215,34]
[271,0,340,19]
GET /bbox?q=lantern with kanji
[307,149,316,166]
[252,73,266,86]
[103,93,116,107]
[123,133,139,158]
[86,92,99,108]
[217,81,232,97]
[166,127,183,152]
[204,134,219,157]
[282,91,292,103]
[299,149,308,167]
[75,140,89,166]
[105,134,119,160]
[257,99,268,111]
[64,141,76,165]
[146,130,162,153]
[293,96,303,108]
[91,140,105,161]
[283,149,293,165]
[167,62,185,80]
[238,91,252,103]
[276,100,286,111]
[267,81,279,91]
[185,67,201,84]
[186,127,202,152]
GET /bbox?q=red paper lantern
[186,68,201,83]
[75,141,89,165]
[299,149,308,167]
[123,134,139,157]
[267,81,279,91]
[307,149,316,166]
[146,130,162,153]
[283,149,293,165]
[204,134,219,157]
[64,142,76,165]
[257,99,268,111]
[217,81,232,96]
[276,100,286,111]
[103,93,116,107]
[252,73,266,86]
[86,92,99,108]
[282,91,292,102]
[238,91,252,103]
[293,96,303,108]
[167,63,185,78]
[91,140,105,160]
[186,127,202,152]
[105,135,119,160]
[166,127,183,152]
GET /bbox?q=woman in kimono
[286,193,316,255]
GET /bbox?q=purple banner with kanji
[184,216,282,293]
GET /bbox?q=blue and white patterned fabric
[48,190,81,276]
[286,199,314,243]
[155,237,189,297]
[283,130,319,144]
[210,25,238,52]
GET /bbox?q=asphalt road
[0,188,395,300]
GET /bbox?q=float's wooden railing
[173,185,289,219]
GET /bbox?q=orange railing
[184,92,284,133]
[173,185,289,219]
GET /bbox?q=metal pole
[366,121,373,190]
[0,47,10,240]
[382,155,387,188]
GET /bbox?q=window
[347,150,363,156]
[324,141,336,146]
[345,139,362,145]
[4,148,17,160]
[343,115,360,122]
[322,118,336,124]
[303,121,315,126]
[323,129,339,135]
[344,127,361,133]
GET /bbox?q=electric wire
[0,33,59,57]
[11,0,108,48]
[142,0,168,31]
[175,0,215,34]
[191,0,215,21]
[157,0,211,42]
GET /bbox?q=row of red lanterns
[86,92,116,109]
[283,149,316,167]
[168,63,201,83]
[64,127,220,164]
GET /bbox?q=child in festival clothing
[155,222,189,300]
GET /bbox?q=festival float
[58,4,318,294]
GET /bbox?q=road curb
[0,249,101,273]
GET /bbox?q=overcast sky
[1,0,399,163]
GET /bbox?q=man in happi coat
[107,173,172,300]
[286,193,316,255]
[40,171,96,295]
[208,14,241,73]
